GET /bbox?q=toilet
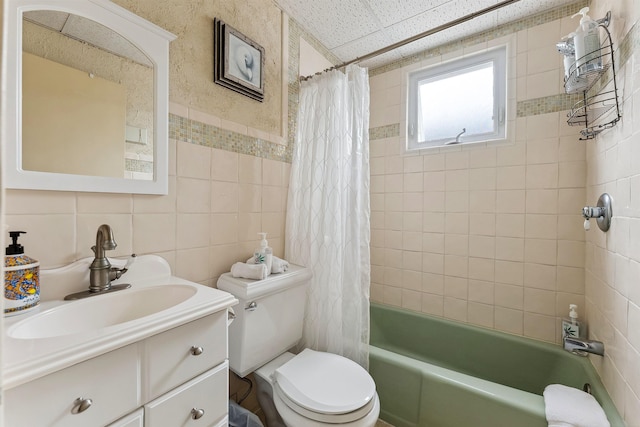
[217,264,380,427]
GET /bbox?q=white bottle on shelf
[572,7,602,74]
[557,33,576,80]
[254,232,273,275]
[562,304,583,340]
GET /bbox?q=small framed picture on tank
[214,18,265,101]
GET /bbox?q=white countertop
[3,255,238,389]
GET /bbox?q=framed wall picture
[214,18,265,101]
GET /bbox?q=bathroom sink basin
[8,284,197,339]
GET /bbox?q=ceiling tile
[278,0,381,49]
[63,15,151,66]
[359,50,404,69]
[399,12,496,57]
[24,10,69,31]
[364,0,452,28]
[384,0,497,42]
[497,0,573,23]
[276,0,577,69]
[332,30,396,63]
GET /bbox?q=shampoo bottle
[562,304,584,340]
[4,231,40,316]
[556,33,577,80]
[572,7,602,73]
[254,232,273,275]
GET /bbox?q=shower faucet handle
[582,206,605,219]
[582,193,612,232]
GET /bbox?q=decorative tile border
[125,158,153,174]
[616,22,639,68]
[169,114,289,162]
[370,0,588,77]
[166,17,340,165]
[519,22,638,117]
[368,3,639,126]
[516,93,583,118]
[287,20,302,156]
[370,124,400,141]
[171,2,638,156]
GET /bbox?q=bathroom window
[406,46,507,150]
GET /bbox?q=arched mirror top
[4,0,176,194]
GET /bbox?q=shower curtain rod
[299,0,521,81]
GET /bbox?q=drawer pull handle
[71,397,93,414]
[190,346,204,356]
[191,408,205,420]
[245,301,258,311]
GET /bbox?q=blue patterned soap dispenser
[4,231,40,316]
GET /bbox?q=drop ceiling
[24,10,151,67]
[274,0,576,69]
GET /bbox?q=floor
[376,420,394,427]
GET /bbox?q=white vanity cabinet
[142,312,228,401]
[141,310,230,427]
[5,310,231,427]
[144,363,228,427]
[5,344,140,427]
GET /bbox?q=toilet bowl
[217,265,379,427]
[255,350,379,427]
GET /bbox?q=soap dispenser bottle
[562,304,584,340]
[4,231,40,316]
[254,232,273,275]
[572,7,602,73]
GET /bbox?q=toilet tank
[217,264,312,377]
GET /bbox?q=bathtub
[369,303,624,427]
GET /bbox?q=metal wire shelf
[560,12,621,140]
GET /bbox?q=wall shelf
[560,11,621,140]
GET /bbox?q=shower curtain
[285,64,371,368]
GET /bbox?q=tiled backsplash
[4,106,290,288]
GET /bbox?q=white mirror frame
[3,0,176,194]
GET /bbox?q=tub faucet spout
[563,337,604,357]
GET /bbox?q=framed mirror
[3,0,176,194]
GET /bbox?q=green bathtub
[369,303,625,427]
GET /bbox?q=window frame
[406,46,507,151]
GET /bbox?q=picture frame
[214,18,265,102]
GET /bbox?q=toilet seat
[273,349,376,423]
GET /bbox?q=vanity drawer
[108,408,144,427]
[144,361,228,427]
[142,311,227,400]
[5,344,139,427]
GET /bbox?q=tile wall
[368,7,587,344]
[2,4,336,420]
[368,0,640,422]
[583,0,640,422]
[3,105,290,287]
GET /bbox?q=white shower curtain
[285,64,371,368]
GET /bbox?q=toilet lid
[273,349,376,416]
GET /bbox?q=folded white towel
[231,262,269,280]
[246,255,289,274]
[544,384,610,427]
[271,256,289,273]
